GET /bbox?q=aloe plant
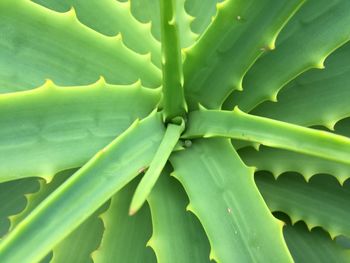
[0,0,350,262]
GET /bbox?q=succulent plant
[0,0,349,262]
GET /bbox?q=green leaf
[51,203,108,263]
[129,0,161,41]
[239,146,350,184]
[251,42,350,129]
[174,0,198,48]
[0,80,160,183]
[185,0,221,35]
[8,169,107,263]
[159,0,187,120]
[227,0,350,112]
[0,113,165,263]
[33,0,162,67]
[256,172,350,239]
[147,167,211,263]
[31,0,71,12]
[93,178,155,263]
[283,220,350,263]
[6,169,104,262]
[10,169,76,229]
[335,117,350,138]
[337,236,350,249]
[170,138,292,262]
[183,0,304,109]
[0,0,161,92]
[184,108,350,165]
[130,120,184,215]
[0,178,39,238]
[129,0,196,48]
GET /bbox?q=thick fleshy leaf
[227,0,350,112]
[173,0,198,48]
[0,178,39,238]
[129,0,196,48]
[51,203,108,263]
[284,221,350,263]
[129,0,161,40]
[0,0,161,92]
[183,0,304,109]
[185,0,221,35]
[32,0,161,67]
[170,138,292,262]
[130,121,184,214]
[159,0,187,120]
[5,169,103,263]
[184,108,350,165]
[31,0,71,12]
[335,117,350,138]
[239,146,350,184]
[0,80,159,183]
[0,113,165,263]
[10,169,76,229]
[147,167,211,263]
[93,178,155,263]
[251,42,350,129]
[256,172,350,239]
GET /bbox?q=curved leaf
[93,178,155,263]
[10,169,75,228]
[0,113,165,263]
[252,41,350,129]
[0,178,39,238]
[183,0,304,109]
[256,172,350,239]
[170,138,292,262]
[185,0,221,35]
[228,0,350,112]
[159,0,187,120]
[32,0,161,67]
[284,221,350,263]
[147,167,211,263]
[130,121,184,214]
[51,203,108,263]
[0,80,160,183]
[0,0,161,92]
[184,108,350,165]
[129,0,196,48]
[239,146,350,184]
[8,169,105,263]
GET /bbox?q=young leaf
[129,120,184,215]
[159,0,187,120]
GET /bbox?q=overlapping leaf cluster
[0,0,349,262]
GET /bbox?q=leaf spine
[64,6,77,21]
[95,76,106,87]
